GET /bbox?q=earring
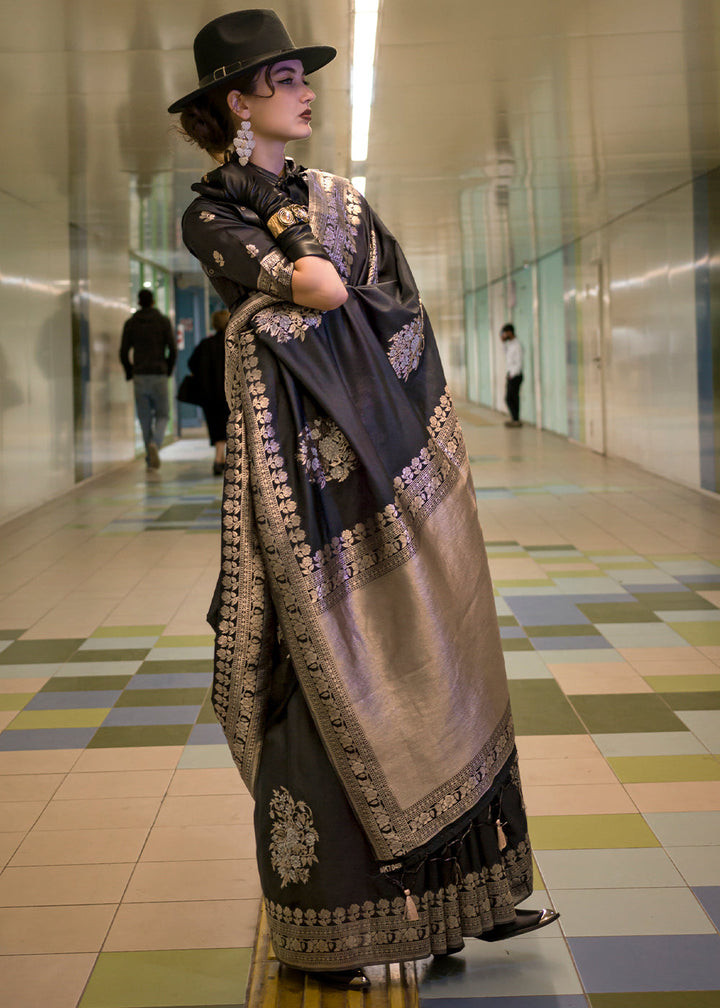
[233,120,255,166]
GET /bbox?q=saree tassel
[404,889,419,921]
[496,819,508,851]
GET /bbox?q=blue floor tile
[102,705,201,726]
[506,598,592,626]
[694,887,720,930]
[567,934,720,991]
[420,1000,587,1008]
[24,690,123,710]
[0,727,96,750]
[187,723,226,744]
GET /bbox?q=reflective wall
[464,170,717,492]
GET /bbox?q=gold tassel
[496,819,508,851]
[404,888,419,921]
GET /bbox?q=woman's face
[229,59,316,144]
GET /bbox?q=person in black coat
[188,309,230,474]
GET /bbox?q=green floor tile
[528,813,660,850]
[158,635,214,647]
[497,615,520,626]
[0,638,85,664]
[138,660,211,675]
[658,690,720,710]
[577,602,660,623]
[0,692,33,710]
[92,625,165,638]
[570,693,687,733]
[0,628,26,640]
[608,753,720,783]
[78,947,251,1008]
[72,648,151,663]
[197,695,218,723]
[590,994,720,1008]
[644,675,720,693]
[8,707,110,729]
[501,638,534,651]
[88,724,193,748]
[115,687,209,707]
[631,591,717,611]
[668,622,720,646]
[40,675,133,692]
[508,679,586,734]
[493,579,555,587]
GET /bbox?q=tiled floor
[1,413,720,1008]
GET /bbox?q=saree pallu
[210,168,533,966]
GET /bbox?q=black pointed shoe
[478,908,559,942]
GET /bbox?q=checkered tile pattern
[1,425,719,1008]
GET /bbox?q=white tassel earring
[233,120,255,165]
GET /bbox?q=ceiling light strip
[351,0,380,164]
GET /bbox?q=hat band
[198,60,250,87]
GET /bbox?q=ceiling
[2,0,720,329]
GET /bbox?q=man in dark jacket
[120,290,177,469]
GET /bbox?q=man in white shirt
[500,323,523,427]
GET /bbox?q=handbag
[177,373,203,406]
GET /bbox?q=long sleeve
[119,321,133,380]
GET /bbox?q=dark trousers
[505,373,523,422]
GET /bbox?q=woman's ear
[227,90,250,119]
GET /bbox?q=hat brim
[168,44,336,113]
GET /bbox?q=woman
[188,308,231,474]
[169,9,557,989]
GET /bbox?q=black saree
[183,161,534,968]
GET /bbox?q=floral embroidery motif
[199,211,216,222]
[246,244,260,258]
[264,840,533,968]
[388,309,425,381]
[306,171,361,281]
[297,419,359,489]
[213,250,225,267]
[269,787,320,888]
[254,305,321,343]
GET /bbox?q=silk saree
[184,162,533,968]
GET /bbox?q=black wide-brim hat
[168,9,336,113]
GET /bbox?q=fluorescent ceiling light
[351,0,380,163]
[351,176,367,195]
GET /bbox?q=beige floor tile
[154,793,254,828]
[35,796,163,831]
[0,750,80,775]
[0,833,24,869]
[624,781,720,813]
[697,591,720,607]
[521,757,619,787]
[125,858,261,902]
[488,557,548,581]
[618,647,699,663]
[0,863,133,906]
[104,898,259,950]
[10,827,149,866]
[53,769,174,800]
[72,746,183,773]
[523,783,637,816]
[140,824,255,861]
[698,646,720,664]
[0,711,17,730]
[624,657,720,677]
[516,735,601,760]
[0,953,96,1008]
[0,678,48,693]
[549,663,653,694]
[0,774,65,802]
[167,768,249,796]
[0,904,115,953]
[1,801,48,832]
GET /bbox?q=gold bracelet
[266,204,309,237]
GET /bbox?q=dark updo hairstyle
[179,65,276,158]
